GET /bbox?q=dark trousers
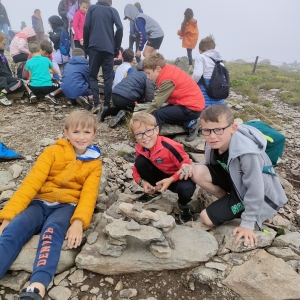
[135,155,196,205]
[0,200,75,288]
[28,83,60,96]
[153,104,201,130]
[3,76,24,93]
[105,94,135,117]
[12,53,29,63]
[187,48,193,65]
[88,49,114,107]
[129,34,141,63]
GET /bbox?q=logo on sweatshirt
[155,158,163,164]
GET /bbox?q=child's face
[132,122,159,150]
[80,3,89,14]
[36,11,41,16]
[144,66,161,82]
[200,115,238,153]
[63,126,96,155]
[0,39,7,50]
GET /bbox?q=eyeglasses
[134,127,157,140]
[200,123,233,136]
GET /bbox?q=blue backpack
[59,29,71,56]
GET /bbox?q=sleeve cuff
[172,173,180,182]
[240,219,255,230]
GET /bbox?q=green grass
[226,62,300,105]
[118,150,128,157]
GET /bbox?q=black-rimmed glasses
[134,127,157,140]
[200,123,233,136]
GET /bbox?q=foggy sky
[3,0,300,64]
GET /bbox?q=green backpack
[244,121,285,175]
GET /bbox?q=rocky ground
[0,87,300,300]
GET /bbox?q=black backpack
[17,61,27,80]
[200,57,230,99]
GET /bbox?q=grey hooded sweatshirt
[124,4,164,39]
[204,124,287,230]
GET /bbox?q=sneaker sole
[109,111,126,128]
[76,97,92,110]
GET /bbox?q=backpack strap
[199,57,223,90]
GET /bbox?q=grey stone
[188,153,205,163]
[149,244,171,259]
[272,232,300,253]
[205,262,228,272]
[99,240,124,257]
[0,271,30,291]
[0,171,13,186]
[0,181,16,192]
[107,236,127,247]
[53,114,64,120]
[187,266,218,282]
[272,214,291,229]
[54,270,70,286]
[143,197,174,215]
[48,286,72,300]
[119,288,137,298]
[267,247,300,261]
[174,56,189,73]
[111,143,135,154]
[173,134,205,152]
[98,166,108,194]
[40,138,55,147]
[87,232,99,245]
[223,250,300,300]
[0,190,14,201]
[68,269,86,284]
[160,123,187,136]
[105,200,123,219]
[126,219,141,231]
[151,210,176,230]
[9,163,23,179]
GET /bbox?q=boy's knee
[200,209,214,226]
[192,165,211,185]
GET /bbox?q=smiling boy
[0,110,102,300]
[130,112,196,223]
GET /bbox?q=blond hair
[199,35,216,52]
[142,52,166,71]
[129,112,157,134]
[65,110,98,132]
[0,31,7,43]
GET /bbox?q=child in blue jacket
[60,48,93,110]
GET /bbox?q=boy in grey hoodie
[180,105,287,247]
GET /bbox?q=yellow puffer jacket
[0,139,102,229]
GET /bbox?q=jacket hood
[20,26,36,38]
[124,4,139,21]
[48,15,65,30]
[69,56,88,65]
[229,124,267,160]
[203,49,222,61]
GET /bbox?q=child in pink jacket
[73,0,90,51]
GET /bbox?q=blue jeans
[0,23,9,47]
[0,200,76,288]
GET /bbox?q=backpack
[200,57,230,99]
[59,29,71,56]
[17,61,28,80]
[245,121,285,175]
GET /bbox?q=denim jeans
[0,200,76,288]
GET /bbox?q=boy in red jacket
[143,52,205,142]
[130,112,196,222]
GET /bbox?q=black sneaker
[19,287,43,300]
[29,92,37,104]
[109,109,126,127]
[45,93,59,105]
[91,103,102,114]
[185,119,200,142]
[97,105,109,122]
[76,96,92,110]
[136,193,162,204]
[123,152,136,163]
[179,204,193,223]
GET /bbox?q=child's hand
[177,163,193,180]
[65,219,83,249]
[0,219,10,235]
[80,39,83,46]
[233,226,258,247]
[142,181,156,194]
[156,177,174,193]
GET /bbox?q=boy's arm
[192,55,204,83]
[70,161,102,229]
[146,81,175,114]
[0,147,54,222]
[136,18,147,52]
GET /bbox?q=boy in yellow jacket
[0,110,102,300]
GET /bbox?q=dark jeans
[88,49,114,107]
[135,155,196,205]
[104,94,135,118]
[152,104,201,130]
[187,48,193,65]
[12,53,29,63]
[0,200,76,288]
[28,83,60,96]
[2,76,24,93]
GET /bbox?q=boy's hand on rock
[233,226,258,247]
[177,163,193,180]
[156,177,174,193]
[65,220,83,249]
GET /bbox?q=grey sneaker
[90,103,102,114]
[185,119,200,142]
[109,110,126,127]
[45,94,59,105]
[76,96,92,110]
[29,92,37,104]
[0,93,11,106]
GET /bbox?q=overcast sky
[3,0,300,64]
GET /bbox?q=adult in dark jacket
[100,63,156,128]
[0,0,10,48]
[84,0,123,115]
[58,0,76,30]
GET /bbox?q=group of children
[0,3,289,299]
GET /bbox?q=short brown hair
[199,35,216,52]
[0,31,7,43]
[142,52,166,71]
[129,112,157,134]
[79,0,91,5]
[200,104,234,124]
[65,110,98,132]
[34,9,41,14]
[122,48,134,63]
[40,40,53,54]
[28,41,40,54]
[134,2,141,9]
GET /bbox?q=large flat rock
[76,217,218,275]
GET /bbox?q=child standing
[0,110,102,300]
[177,8,199,71]
[24,41,61,104]
[0,32,24,106]
[130,112,196,223]
[188,105,287,246]
[73,0,90,51]
[192,35,227,108]
[143,52,205,142]
[32,9,45,43]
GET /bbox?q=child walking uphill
[192,35,227,108]
[177,8,199,71]
[184,105,287,246]
[131,112,196,223]
[0,110,102,300]
[143,52,205,142]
